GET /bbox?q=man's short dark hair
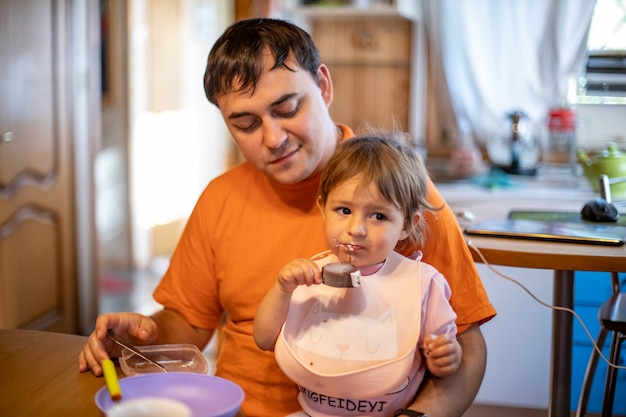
[204,18,321,106]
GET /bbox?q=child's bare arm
[253,258,322,351]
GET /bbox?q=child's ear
[316,196,326,219]
[400,212,421,240]
[411,212,422,226]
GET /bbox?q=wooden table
[0,329,122,417]
[438,178,626,417]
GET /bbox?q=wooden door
[0,0,83,333]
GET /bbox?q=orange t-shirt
[154,125,496,417]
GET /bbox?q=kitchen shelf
[278,0,426,142]
[282,1,420,21]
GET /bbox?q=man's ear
[316,195,326,219]
[317,64,333,107]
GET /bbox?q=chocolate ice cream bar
[321,262,361,288]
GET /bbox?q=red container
[548,108,576,132]
[545,108,577,168]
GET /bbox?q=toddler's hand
[424,334,462,377]
[277,258,322,292]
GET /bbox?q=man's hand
[78,312,159,376]
[79,309,214,376]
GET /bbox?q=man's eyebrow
[271,93,298,106]
[227,111,252,120]
[227,93,298,120]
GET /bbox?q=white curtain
[423,0,597,149]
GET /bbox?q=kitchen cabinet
[313,16,411,132]
[0,0,74,332]
[283,1,426,137]
[0,0,98,334]
[285,0,419,21]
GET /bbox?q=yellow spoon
[102,359,122,402]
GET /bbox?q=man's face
[216,53,338,184]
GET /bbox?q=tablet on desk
[464,218,626,246]
[507,209,626,226]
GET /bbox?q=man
[79,18,495,417]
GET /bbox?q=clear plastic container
[544,107,577,174]
[119,343,209,376]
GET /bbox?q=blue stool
[576,272,626,417]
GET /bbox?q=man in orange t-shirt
[79,18,495,417]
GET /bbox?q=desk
[466,234,625,417]
[0,329,121,417]
[438,179,626,417]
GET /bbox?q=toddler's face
[319,176,409,267]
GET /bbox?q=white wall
[473,264,553,408]
[576,103,626,149]
[128,0,234,269]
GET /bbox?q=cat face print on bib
[296,301,397,370]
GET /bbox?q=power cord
[466,238,626,372]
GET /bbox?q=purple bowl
[95,372,244,417]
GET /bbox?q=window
[579,0,626,103]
